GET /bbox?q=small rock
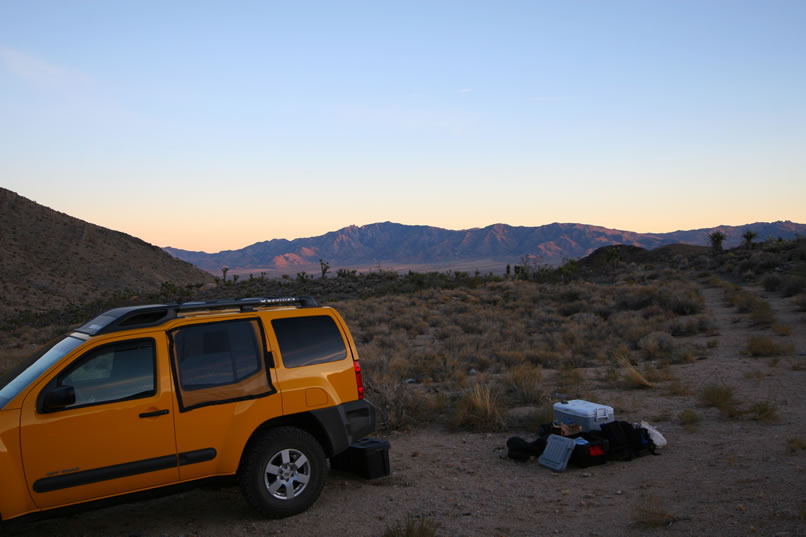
[582,472,591,478]
[615,490,623,495]
[468,368,478,376]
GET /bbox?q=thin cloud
[0,46,90,91]
[459,88,473,94]
[0,46,147,127]
[532,95,569,102]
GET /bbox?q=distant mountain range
[0,188,214,317]
[164,220,806,276]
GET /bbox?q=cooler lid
[538,434,576,472]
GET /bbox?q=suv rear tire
[239,427,327,518]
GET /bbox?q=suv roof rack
[75,296,320,336]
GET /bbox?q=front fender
[0,408,38,521]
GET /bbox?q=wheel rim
[264,448,311,500]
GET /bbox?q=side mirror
[43,385,76,411]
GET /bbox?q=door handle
[139,409,170,418]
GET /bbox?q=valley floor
[6,282,806,537]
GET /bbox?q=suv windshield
[0,336,84,410]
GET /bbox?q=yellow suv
[0,296,375,523]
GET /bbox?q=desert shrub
[772,323,792,336]
[678,408,700,431]
[724,286,776,326]
[658,283,704,315]
[452,383,505,432]
[748,400,779,423]
[763,274,782,292]
[699,384,743,418]
[665,378,691,396]
[365,373,441,431]
[781,275,806,297]
[612,353,653,389]
[507,363,545,404]
[382,515,440,537]
[642,362,674,383]
[554,366,586,395]
[493,349,526,368]
[638,331,675,361]
[788,436,806,453]
[666,315,715,336]
[747,336,794,357]
[615,284,656,311]
[558,300,585,316]
[748,299,776,326]
[608,311,652,348]
[631,494,675,528]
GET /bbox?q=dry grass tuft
[382,515,440,537]
[772,323,792,336]
[554,366,587,395]
[747,335,794,357]
[366,372,442,432]
[787,436,806,454]
[748,400,779,423]
[613,353,654,389]
[507,363,545,404]
[678,408,700,431]
[665,378,692,396]
[631,494,675,528]
[699,384,744,418]
[453,383,505,432]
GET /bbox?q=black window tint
[272,316,347,368]
[173,320,261,390]
[58,339,155,408]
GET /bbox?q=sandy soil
[5,283,805,537]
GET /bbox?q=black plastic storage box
[331,437,391,479]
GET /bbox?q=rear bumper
[311,399,376,456]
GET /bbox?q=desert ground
[4,274,804,537]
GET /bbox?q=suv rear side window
[170,319,275,411]
[272,315,348,368]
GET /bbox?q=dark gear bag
[506,436,547,461]
[570,438,607,468]
[599,420,656,461]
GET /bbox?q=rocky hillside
[165,220,806,275]
[0,188,214,318]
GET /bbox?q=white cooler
[553,399,614,431]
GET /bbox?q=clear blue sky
[2,1,804,252]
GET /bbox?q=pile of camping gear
[507,399,667,471]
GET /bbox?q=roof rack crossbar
[76,296,320,335]
[175,296,319,313]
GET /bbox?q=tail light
[353,360,364,399]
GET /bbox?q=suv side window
[170,319,275,411]
[272,315,348,368]
[57,339,156,409]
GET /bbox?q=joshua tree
[221,266,229,282]
[742,230,758,249]
[709,231,726,254]
[320,259,330,279]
